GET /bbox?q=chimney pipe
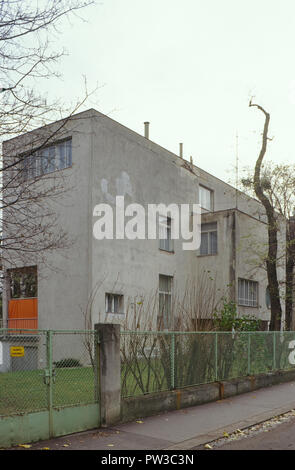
[190,156,193,165]
[179,143,183,158]
[144,122,150,139]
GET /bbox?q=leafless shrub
[118,270,227,396]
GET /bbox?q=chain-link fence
[0,329,98,417]
[121,331,295,398]
[2,329,295,413]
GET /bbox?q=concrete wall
[89,111,199,329]
[195,208,283,324]
[121,368,295,423]
[196,210,235,308]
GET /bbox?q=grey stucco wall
[1,109,287,331]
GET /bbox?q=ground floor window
[105,293,124,314]
[159,274,173,329]
[238,278,258,307]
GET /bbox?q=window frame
[159,215,174,253]
[105,293,124,314]
[158,274,173,329]
[199,222,218,256]
[238,278,259,308]
[23,138,72,180]
[8,266,38,299]
[199,184,214,212]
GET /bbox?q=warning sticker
[10,346,25,357]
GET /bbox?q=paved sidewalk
[12,381,295,450]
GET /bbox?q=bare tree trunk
[249,101,282,330]
[286,216,295,330]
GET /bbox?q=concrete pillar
[95,323,121,426]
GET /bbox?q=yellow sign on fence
[10,346,25,357]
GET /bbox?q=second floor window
[23,139,72,179]
[200,222,217,255]
[159,216,173,252]
[8,266,37,299]
[199,185,213,211]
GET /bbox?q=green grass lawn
[0,361,166,415]
[0,367,96,416]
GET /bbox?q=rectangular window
[159,216,173,252]
[238,279,258,307]
[23,139,72,180]
[159,275,173,329]
[200,222,217,255]
[199,185,213,211]
[105,293,124,314]
[8,266,37,299]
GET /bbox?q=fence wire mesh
[120,332,171,397]
[52,331,98,407]
[0,329,98,417]
[2,329,295,414]
[121,331,295,398]
[0,330,47,415]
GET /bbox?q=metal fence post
[170,333,175,390]
[273,331,276,371]
[46,330,53,438]
[94,330,100,403]
[215,332,218,381]
[247,333,251,375]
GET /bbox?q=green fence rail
[120,331,295,398]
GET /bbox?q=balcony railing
[7,317,38,332]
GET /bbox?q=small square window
[105,293,124,314]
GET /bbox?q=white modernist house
[1,109,286,333]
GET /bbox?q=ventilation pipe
[144,122,150,139]
[179,143,183,158]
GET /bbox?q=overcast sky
[42,0,295,184]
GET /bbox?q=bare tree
[0,0,95,266]
[248,101,283,330]
[241,161,295,330]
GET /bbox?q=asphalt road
[211,415,295,450]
